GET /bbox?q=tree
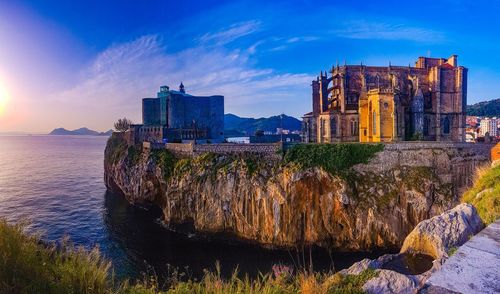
[114,117,132,132]
[255,129,264,137]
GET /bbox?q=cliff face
[104,137,489,251]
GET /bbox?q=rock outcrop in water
[104,135,489,251]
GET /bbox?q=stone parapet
[158,142,282,160]
[384,142,494,158]
[193,143,281,160]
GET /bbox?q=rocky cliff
[104,135,489,251]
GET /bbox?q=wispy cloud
[199,20,261,46]
[286,36,319,43]
[333,21,445,42]
[50,33,312,128]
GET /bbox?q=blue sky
[0,0,499,132]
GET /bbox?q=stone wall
[154,141,494,164]
[161,142,283,160]
[193,143,281,160]
[384,142,493,157]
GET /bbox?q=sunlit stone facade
[302,55,467,143]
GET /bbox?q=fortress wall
[161,142,282,160]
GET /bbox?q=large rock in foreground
[338,203,487,293]
[400,203,484,260]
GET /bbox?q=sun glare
[0,83,8,116]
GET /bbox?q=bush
[461,164,500,224]
[283,143,384,176]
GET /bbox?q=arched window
[372,111,377,135]
[331,117,337,135]
[443,116,450,134]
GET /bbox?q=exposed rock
[339,258,373,275]
[338,203,488,293]
[400,203,484,260]
[362,269,417,294]
[104,137,488,250]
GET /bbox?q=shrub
[283,143,384,176]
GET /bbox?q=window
[443,116,450,134]
[424,117,430,136]
[372,111,377,135]
[331,117,337,135]
[350,119,357,135]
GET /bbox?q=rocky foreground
[104,135,489,251]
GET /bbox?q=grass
[0,219,379,294]
[0,219,111,294]
[461,164,500,225]
[283,143,384,177]
[447,247,458,257]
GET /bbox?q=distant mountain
[467,98,500,117]
[49,127,113,136]
[224,113,301,137]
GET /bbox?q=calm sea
[0,135,388,280]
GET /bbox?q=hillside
[49,127,113,136]
[467,98,500,116]
[224,113,301,136]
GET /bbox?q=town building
[129,84,224,143]
[479,118,498,137]
[302,55,467,143]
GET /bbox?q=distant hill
[49,127,113,136]
[224,113,301,137]
[467,98,500,116]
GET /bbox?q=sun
[0,83,8,116]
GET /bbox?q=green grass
[283,143,384,176]
[461,164,500,224]
[447,247,458,256]
[0,219,111,294]
[0,219,379,294]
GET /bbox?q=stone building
[302,55,467,143]
[129,84,224,143]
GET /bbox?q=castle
[302,56,467,143]
[128,84,224,143]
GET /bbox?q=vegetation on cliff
[283,143,384,176]
[461,164,500,224]
[105,134,128,164]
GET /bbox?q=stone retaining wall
[160,142,282,160]
[148,140,494,164]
